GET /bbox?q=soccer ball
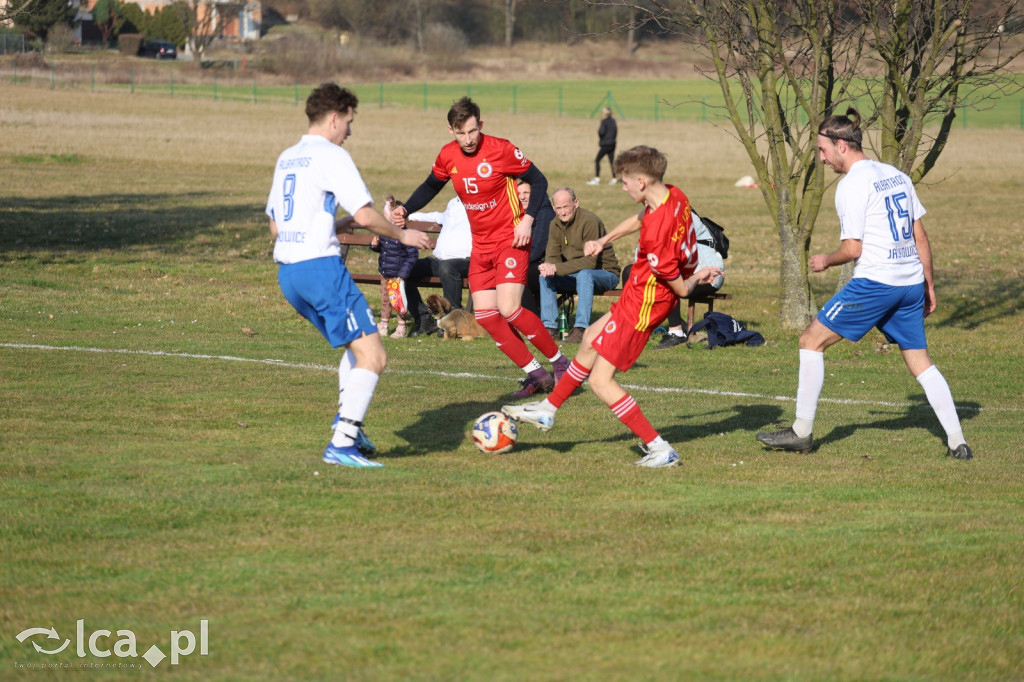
[472,411,518,454]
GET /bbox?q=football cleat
[331,414,378,456]
[501,401,556,432]
[510,369,554,399]
[755,427,814,452]
[634,441,681,468]
[946,443,973,460]
[552,356,570,384]
[323,443,383,468]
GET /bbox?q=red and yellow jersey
[431,134,531,253]
[620,185,698,330]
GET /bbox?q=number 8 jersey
[430,134,532,254]
[836,159,925,287]
[267,134,374,265]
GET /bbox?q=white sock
[793,349,824,438]
[337,349,355,410]
[332,368,379,447]
[523,359,542,373]
[916,365,966,449]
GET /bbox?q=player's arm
[512,164,548,247]
[584,212,642,257]
[352,203,432,250]
[663,267,725,299]
[393,174,447,226]
[810,238,862,272]
[912,219,937,316]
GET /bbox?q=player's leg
[901,349,971,458]
[587,352,677,468]
[492,251,568,390]
[502,312,607,431]
[884,285,971,459]
[756,319,842,451]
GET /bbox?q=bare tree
[504,0,517,48]
[599,0,1022,329]
[832,0,1024,288]
[175,0,247,62]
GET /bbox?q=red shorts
[592,294,676,372]
[468,244,530,292]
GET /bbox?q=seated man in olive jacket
[539,187,620,343]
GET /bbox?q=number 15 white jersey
[836,159,925,287]
[266,134,373,265]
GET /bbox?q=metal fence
[0,34,26,55]
[2,58,1023,129]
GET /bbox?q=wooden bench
[336,220,469,289]
[558,289,733,333]
[337,221,732,331]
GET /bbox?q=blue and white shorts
[817,278,927,349]
[278,256,378,348]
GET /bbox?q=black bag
[688,312,764,349]
[697,214,729,259]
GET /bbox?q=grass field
[1,86,1023,680]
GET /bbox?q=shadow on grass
[389,399,509,458]
[813,397,982,450]
[657,403,786,446]
[0,192,256,253]
[933,274,1024,330]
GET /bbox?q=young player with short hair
[267,83,431,468]
[755,108,972,459]
[391,97,569,398]
[502,146,723,468]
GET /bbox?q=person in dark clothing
[517,179,555,318]
[588,107,618,186]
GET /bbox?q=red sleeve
[640,188,697,283]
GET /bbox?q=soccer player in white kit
[267,83,431,467]
[756,108,972,460]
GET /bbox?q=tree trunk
[776,194,816,329]
[504,0,516,49]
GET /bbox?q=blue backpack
[688,312,765,349]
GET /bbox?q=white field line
[1,342,999,413]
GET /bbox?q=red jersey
[620,185,698,330]
[431,134,531,253]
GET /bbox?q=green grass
[1,88,1023,680]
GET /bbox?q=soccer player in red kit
[392,97,568,397]
[503,146,723,468]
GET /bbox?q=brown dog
[427,294,487,341]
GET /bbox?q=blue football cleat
[323,443,383,468]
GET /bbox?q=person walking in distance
[392,97,569,398]
[503,146,723,468]
[587,106,618,186]
[267,83,431,468]
[755,108,972,460]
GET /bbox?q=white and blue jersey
[819,159,929,349]
[267,134,378,347]
[266,134,374,265]
[836,159,925,287]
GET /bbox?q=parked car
[140,41,178,60]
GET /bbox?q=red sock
[506,306,559,358]
[549,359,590,408]
[610,394,658,443]
[474,308,534,367]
